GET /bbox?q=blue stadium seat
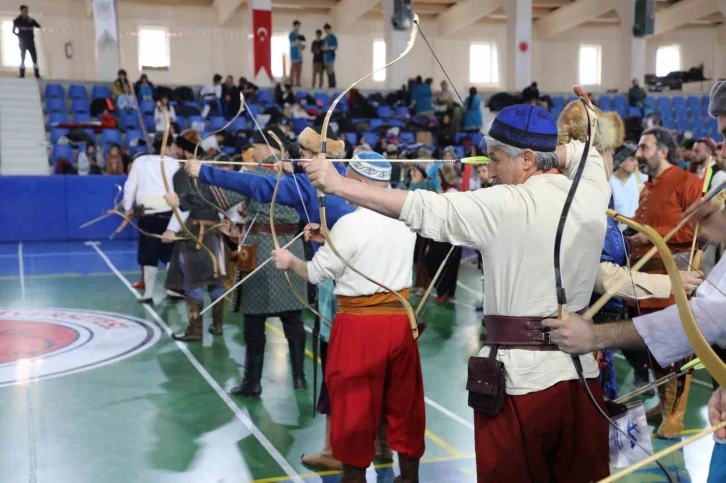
[71,99,90,116]
[139,100,155,115]
[628,107,643,118]
[707,118,718,130]
[126,130,146,155]
[472,133,484,147]
[687,96,700,108]
[187,116,207,132]
[314,92,330,107]
[182,102,202,116]
[657,97,671,108]
[119,113,141,131]
[256,90,274,105]
[292,118,309,134]
[551,108,562,119]
[295,90,309,100]
[388,119,404,128]
[91,85,111,100]
[672,96,685,106]
[615,106,628,120]
[675,118,691,132]
[52,143,73,166]
[343,132,357,146]
[598,97,613,111]
[51,128,70,144]
[46,98,66,114]
[101,129,122,153]
[567,96,578,104]
[377,106,392,119]
[68,84,87,101]
[455,133,468,144]
[692,118,706,131]
[701,96,710,108]
[48,112,68,126]
[399,132,415,144]
[552,96,566,109]
[227,117,247,133]
[208,116,227,132]
[454,146,465,159]
[362,132,378,146]
[644,97,656,109]
[693,129,707,139]
[369,119,384,130]
[661,118,675,129]
[246,103,262,116]
[175,116,188,131]
[74,112,92,122]
[45,83,64,100]
[395,106,410,117]
[143,114,155,132]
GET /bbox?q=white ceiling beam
[331,0,380,31]
[654,0,719,35]
[215,0,246,26]
[437,0,501,37]
[535,0,616,39]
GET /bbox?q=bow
[158,106,220,278]
[315,14,421,339]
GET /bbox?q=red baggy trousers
[326,312,426,468]
[474,378,610,482]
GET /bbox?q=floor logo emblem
[0,308,160,386]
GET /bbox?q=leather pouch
[236,244,256,273]
[467,351,506,416]
[132,204,145,219]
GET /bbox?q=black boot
[230,342,265,397]
[328,72,337,88]
[171,298,203,342]
[288,338,308,390]
[393,455,419,483]
[19,67,25,78]
[341,465,366,482]
[34,68,40,79]
[208,298,224,335]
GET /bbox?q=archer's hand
[686,199,726,244]
[304,153,344,194]
[161,230,176,244]
[124,210,133,219]
[164,192,180,208]
[709,387,726,441]
[541,314,596,355]
[185,159,202,178]
[304,223,324,243]
[678,270,704,295]
[628,233,650,246]
[271,249,294,271]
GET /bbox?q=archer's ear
[522,149,536,170]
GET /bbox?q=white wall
[0,0,722,93]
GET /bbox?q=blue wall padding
[0,175,139,242]
[65,176,137,241]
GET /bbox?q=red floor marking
[0,320,78,364]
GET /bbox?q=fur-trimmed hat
[709,80,726,118]
[557,100,624,152]
[175,129,201,154]
[298,126,345,158]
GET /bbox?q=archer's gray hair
[485,135,559,172]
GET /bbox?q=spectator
[200,74,223,116]
[521,81,539,104]
[289,20,304,87]
[154,94,177,133]
[678,138,696,170]
[437,112,457,147]
[13,5,40,78]
[374,134,388,154]
[291,102,314,120]
[407,162,435,296]
[278,83,296,106]
[322,23,338,87]
[462,87,482,132]
[134,74,154,101]
[311,29,324,89]
[77,144,102,175]
[385,144,402,187]
[477,163,492,188]
[435,80,454,109]
[100,107,117,129]
[238,77,258,102]
[609,143,644,231]
[105,144,124,175]
[116,84,138,113]
[421,147,443,193]
[222,75,241,117]
[628,79,647,112]
[111,69,131,100]
[408,163,434,191]
[410,76,434,116]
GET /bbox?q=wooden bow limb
[317,14,421,340]
[158,106,220,278]
[92,208,189,241]
[687,166,714,270]
[79,211,115,229]
[200,231,305,316]
[598,421,726,483]
[268,130,333,327]
[177,157,489,167]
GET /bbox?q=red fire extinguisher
[65,42,73,59]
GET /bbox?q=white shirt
[400,140,611,395]
[123,155,180,214]
[308,207,416,296]
[200,83,221,99]
[610,171,647,231]
[154,105,176,133]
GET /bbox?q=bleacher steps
[0,78,49,175]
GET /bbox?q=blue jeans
[178,253,225,303]
[709,442,726,482]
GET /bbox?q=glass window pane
[138,28,169,69]
[656,45,680,77]
[579,45,601,86]
[470,44,494,84]
[271,35,290,79]
[2,20,21,68]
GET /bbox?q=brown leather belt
[249,223,299,236]
[337,289,410,315]
[481,308,588,351]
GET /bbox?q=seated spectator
[435,80,454,109]
[374,134,388,154]
[105,144,124,174]
[134,74,154,101]
[347,88,377,118]
[116,84,138,113]
[437,112,457,146]
[200,132,227,158]
[408,163,434,191]
[56,157,77,175]
[154,95,177,133]
[100,108,117,129]
[477,164,493,189]
[462,87,482,132]
[628,79,646,111]
[277,83,296,106]
[239,77,259,101]
[77,144,101,175]
[111,69,131,100]
[291,102,314,120]
[521,81,539,104]
[410,76,434,116]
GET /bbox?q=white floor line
[456,281,481,297]
[613,352,712,389]
[18,242,25,301]
[301,322,475,431]
[88,241,304,483]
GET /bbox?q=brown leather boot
[375,421,393,461]
[341,465,366,482]
[209,298,224,335]
[656,374,692,439]
[393,455,420,483]
[172,298,203,341]
[301,415,342,470]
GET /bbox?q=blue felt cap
[488,104,558,152]
[349,151,392,182]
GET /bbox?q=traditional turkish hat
[488,104,558,152]
[557,99,624,152]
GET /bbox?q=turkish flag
[252,9,272,84]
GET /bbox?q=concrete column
[616,0,646,91]
[504,0,532,91]
[92,0,120,82]
[382,0,411,90]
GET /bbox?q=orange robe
[630,165,703,309]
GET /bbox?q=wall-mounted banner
[251,0,272,86]
[92,0,119,49]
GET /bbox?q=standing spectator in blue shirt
[462,87,483,131]
[289,20,304,87]
[322,23,338,88]
[410,76,434,116]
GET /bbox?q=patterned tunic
[239,163,307,315]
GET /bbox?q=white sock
[142,266,158,300]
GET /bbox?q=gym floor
[0,241,716,482]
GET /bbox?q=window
[373,40,386,82]
[578,44,602,86]
[656,45,680,77]
[1,20,21,68]
[271,35,290,79]
[138,28,170,70]
[469,43,499,85]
